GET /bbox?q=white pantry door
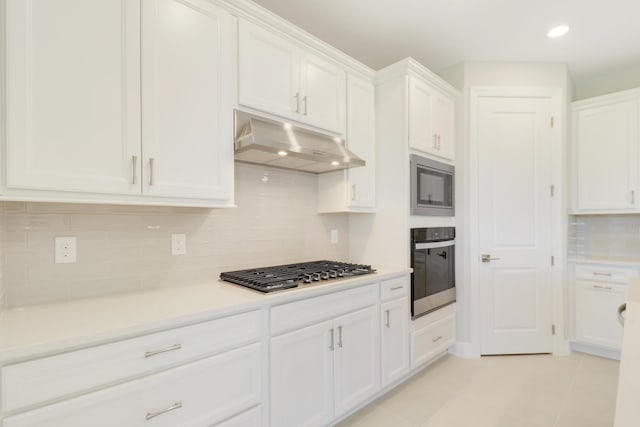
[477,94,554,355]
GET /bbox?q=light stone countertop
[0,266,411,362]
[567,256,640,268]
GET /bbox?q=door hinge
[550,116,555,128]
[550,185,555,197]
[552,324,556,335]
[551,255,555,266]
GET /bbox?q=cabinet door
[346,75,376,208]
[4,344,262,427]
[432,92,456,161]
[300,53,347,134]
[574,100,638,211]
[381,298,410,386]
[238,19,300,120]
[408,76,435,154]
[575,280,627,350]
[270,321,334,427]
[141,0,234,202]
[6,0,141,194]
[333,306,380,417]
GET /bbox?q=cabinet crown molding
[375,57,460,98]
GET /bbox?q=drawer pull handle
[144,343,182,358]
[390,285,403,291]
[618,303,627,327]
[593,285,613,290]
[146,401,182,421]
[385,310,391,328]
[592,272,612,277]
[432,335,443,343]
[338,326,343,348]
[329,328,334,351]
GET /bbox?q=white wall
[573,61,640,101]
[1,163,349,307]
[438,61,571,356]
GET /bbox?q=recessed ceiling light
[277,150,288,156]
[548,25,569,38]
[331,161,340,166]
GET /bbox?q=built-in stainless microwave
[410,154,454,216]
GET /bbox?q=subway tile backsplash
[568,214,640,259]
[0,163,349,308]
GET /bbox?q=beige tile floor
[335,352,620,427]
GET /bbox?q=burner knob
[320,272,329,280]
[337,269,345,277]
[328,270,337,278]
[303,274,312,283]
[312,273,321,281]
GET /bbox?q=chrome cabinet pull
[385,310,390,328]
[593,284,613,290]
[390,285,403,291]
[295,92,300,113]
[329,328,334,351]
[149,158,155,186]
[618,303,627,327]
[303,95,308,116]
[131,155,138,185]
[438,135,441,149]
[433,134,438,149]
[337,326,343,348]
[144,343,182,358]
[432,335,443,343]
[146,402,182,421]
[592,272,612,277]
[632,190,636,205]
[351,184,356,201]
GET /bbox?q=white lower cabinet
[410,304,456,368]
[3,344,262,427]
[575,280,627,350]
[381,297,410,386]
[270,288,380,427]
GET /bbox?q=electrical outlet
[55,237,77,264]
[330,229,339,244]
[171,234,187,255]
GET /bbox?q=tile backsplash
[0,163,349,308]
[568,214,640,259]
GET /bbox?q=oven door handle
[415,240,455,250]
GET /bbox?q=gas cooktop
[220,260,376,293]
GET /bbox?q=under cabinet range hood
[234,111,365,173]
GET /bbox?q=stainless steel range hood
[234,110,365,174]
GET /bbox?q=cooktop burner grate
[220,260,375,293]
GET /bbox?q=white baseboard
[570,342,621,361]
[449,341,479,358]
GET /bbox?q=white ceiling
[251,0,640,90]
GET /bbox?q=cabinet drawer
[2,310,261,412]
[216,406,261,427]
[380,276,409,301]
[3,343,262,427]
[271,283,378,335]
[574,264,637,283]
[410,314,455,368]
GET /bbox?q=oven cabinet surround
[380,276,410,385]
[269,283,380,426]
[1,310,264,427]
[408,73,456,161]
[318,74,376,212]
[238,18,347,135]
[571,88,640,214]
[410,303,456,368]
[570,261,637,359]
[2,0,235,207]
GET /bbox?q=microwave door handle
[415,240,455,250]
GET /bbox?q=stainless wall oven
[410,154,454,216]
[411,227,456,318]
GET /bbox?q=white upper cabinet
[318,74,376,213]
[572,90,640,213]
[141,0,234,201]
[408,76,455,161]
[238,19,346,135]
[4,0,234,206]
[5,0,142,195]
